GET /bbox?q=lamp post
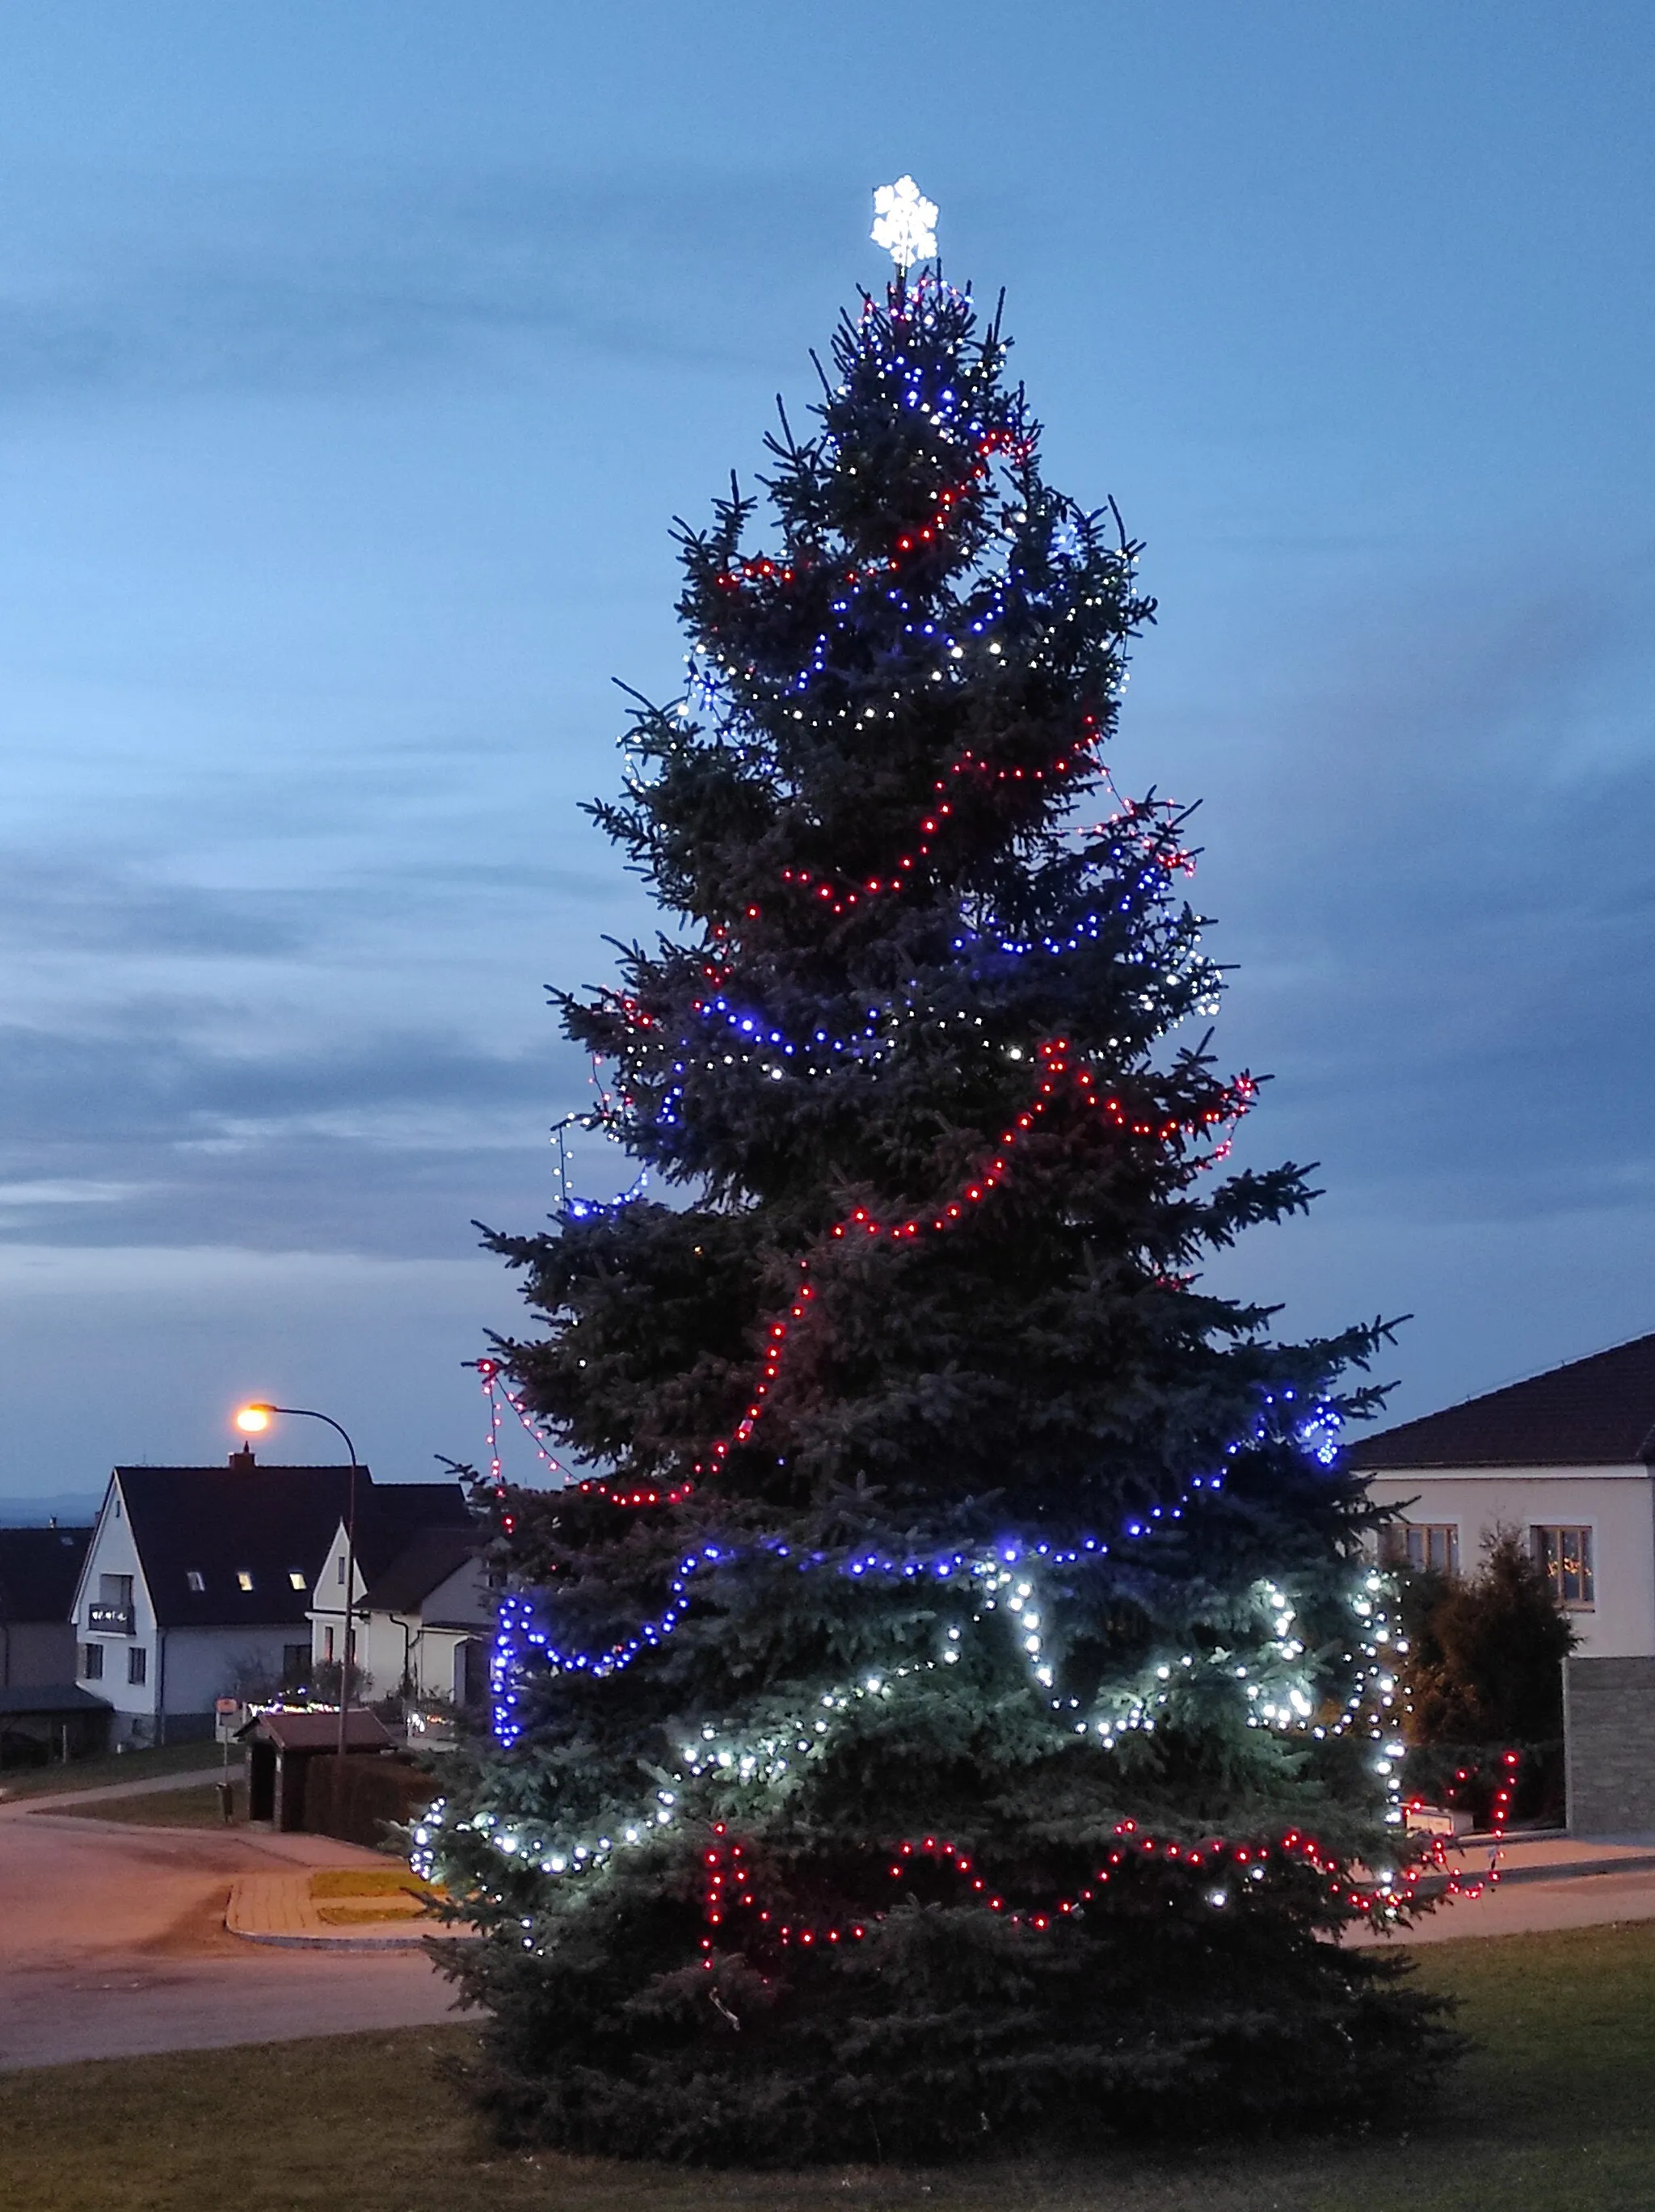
[234,1402,360,1763]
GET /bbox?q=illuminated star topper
[871,175,938,270]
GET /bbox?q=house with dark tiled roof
[0,1523,92,1690]
[307,1494,484,1707]
[0,1524,110,1763]
[1348,1333,1655,1658]
[69,1448,470,1746]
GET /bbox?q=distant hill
[0,1494,101,1527]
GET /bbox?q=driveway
[0,1790,461,2070]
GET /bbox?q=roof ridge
[1350,1329,1655,1471]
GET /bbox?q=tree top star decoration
[870,174,938,269]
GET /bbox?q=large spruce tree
[425,248,1452,2163]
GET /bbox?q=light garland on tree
[417,1564,1469,1950]
[432,252,1474,2049]
[693,1036,1253,1472]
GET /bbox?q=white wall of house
[70,1477,160,1742]
[309,1520,368,1679]
[1365,1464,1655,1658]
[159,1627,307,1713]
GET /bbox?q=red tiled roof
[1348,1333,1655,1470]
[238,1708,392,1751]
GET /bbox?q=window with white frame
[80,1643,103,1679]
[1532,1525,1594,1607]
[128,1646,147,1686]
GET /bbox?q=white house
[1348,1332,1655,1658]
[307,1485,481,1703]
[69,1449,464,1746]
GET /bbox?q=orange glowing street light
[231,1401,361,1761]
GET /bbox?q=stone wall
[1564,1654,1655,1834]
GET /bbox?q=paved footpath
[0,1781,461,2070]
[1350,1830,1655,1946]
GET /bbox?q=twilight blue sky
[3,2,1655,1502]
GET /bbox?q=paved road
[5,1793,1655,2070]
[0,1799,461,2070]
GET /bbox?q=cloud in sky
[1181,544,1655,1221]
[0,168,843,409]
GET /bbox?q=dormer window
[187,1570,205,1593]
[236,1570,254,1593]
[288,1569,306,1591]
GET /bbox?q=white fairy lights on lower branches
[419,1547,1421,1948]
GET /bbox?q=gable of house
[0,1523,92,1691]
[357,1523,485,1622]
[1347,1332,1655,1472]
[1349,1334,1655,1660]
[112,1456,361,1628]
[310,1483,475,1614]
[0,1525,92,1624]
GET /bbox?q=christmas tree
[426,186,1455,2164]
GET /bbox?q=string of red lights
[777,721,1102,915]
[712,428,1029,598]
[696,1815,1497,1961]
[691,1036,1253,1477]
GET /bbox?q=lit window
[1533,1526,1594,1608]
[236,1570,254,1593]
[186,1570,204,1593]
[288,1570,306,1591]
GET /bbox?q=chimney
[229,1444,256,1469]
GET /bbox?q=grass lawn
[0,1741,225,1803]
[39,1780,243,1829]
[310,1864,442,1923]
[310,1865,440,1898]
[0,1923,1651,2210]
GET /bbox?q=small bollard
[217,1780,235,1825]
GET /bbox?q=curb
[230,1926,453,1953]
[1491,1852,1655,1888]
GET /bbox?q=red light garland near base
[694,1815,1501,1962]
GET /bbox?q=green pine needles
[427,270,1456,2164]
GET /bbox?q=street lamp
[234,1402,360,1763]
